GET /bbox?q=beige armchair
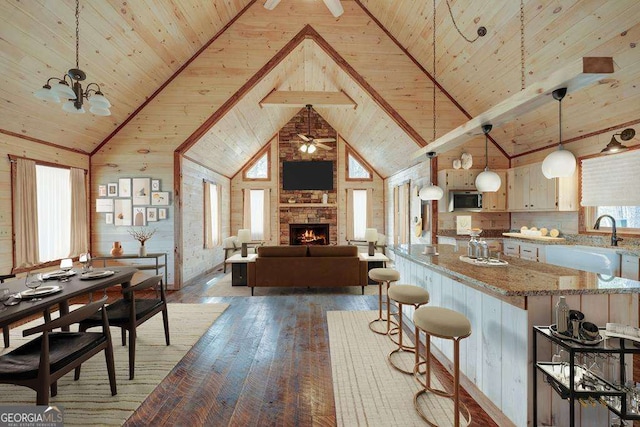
[222,236,264,273]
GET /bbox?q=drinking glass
[0,289,9,311]
[60,258,73,273]
[25,272,44,300]
[79,253,92,272]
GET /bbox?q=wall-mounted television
[282,161,334,190]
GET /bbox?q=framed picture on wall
[96,198,114,213]
[158,208,167,220]
[105,213,113,224]
[118,178,131,198]
[132,178,151,206]
[133,207,146,226]
[151,179,161,191]
[147,207,158,222]
[114,199,132,226]
[98,185,107,197]
[151,191,170,206]
[107,183,118,197]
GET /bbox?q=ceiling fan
[298,104,335,153]
[263,0,344,18]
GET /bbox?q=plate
[42,270,76,280]
[79,270,115,280]
[20,285,63,299]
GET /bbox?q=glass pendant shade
[541,148,576,178]
[307,144,317,153]
[34,86,61,103]
[89,105,111,116]
[475,169,501,192]
[299,144,308,153]
[52,81,77,99]
[600,135,629,154]
[62,101,85,114]
[88,93,111,108]
[419,184,444,201]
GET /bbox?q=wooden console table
[93,253,168,286]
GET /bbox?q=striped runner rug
[0,303,228,425]
[327,310,465,427]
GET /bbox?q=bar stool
[368,268,400,335]
[413,306,472,427]
[387,284,429,374]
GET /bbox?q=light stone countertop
[389,244,640,297]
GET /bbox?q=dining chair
[0,297,116,405]
[1,273,17,348]
[78,275,169,380]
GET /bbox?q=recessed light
[137,149,150,154]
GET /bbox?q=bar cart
[533,325,640,426]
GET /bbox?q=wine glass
[0,289,9,311]
[79,253,92,272]
[25,272,44,300]
[60,258,73,273]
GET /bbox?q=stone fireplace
[289,224,330,245]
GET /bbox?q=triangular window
[244,151,269,180]
[347,152,372,180]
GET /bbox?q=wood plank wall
[0,134,89,275]
[180,157,231,284]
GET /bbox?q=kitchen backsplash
[511,212,578,235]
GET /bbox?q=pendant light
[475,124,501,192]
[33,0,111,116]
[541,88,576,178]
[600,128,634,154]
[419,152,444,201]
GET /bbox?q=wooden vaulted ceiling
[1,0,639,177]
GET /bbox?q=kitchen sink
[544,245,621,276]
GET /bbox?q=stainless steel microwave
[448,191,482,212]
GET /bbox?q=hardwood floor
[78,269,497,426]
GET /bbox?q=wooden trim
[352,0,507,158]
[259,90,356,107]
[0,129,89,156]
[182,154,231,180]
[175,26,312,155]
[306,26,428,148]
[241,143,272,181]
[173,152,183,289]
[7,154,88,172]
[91,0,259,156]
[344,145,373,182]
[340,90,358,110]
[513,118,640,159]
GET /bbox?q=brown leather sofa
[247,245,367,295]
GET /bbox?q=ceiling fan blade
[314,138,336,143]
[315,142,334,150]
[297,133,311,142]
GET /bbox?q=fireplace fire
[289,224,329,245]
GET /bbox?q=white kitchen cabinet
[519,243,545,262]
[503,239,520,257]
[621,255,640,280]
[507,162,578,212]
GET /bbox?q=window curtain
[400,182,410,244]
[581,149,640,206]
[204,182,220,248]
[262,189,271,241]
[243,189,252,231]
[346,188,374,241]
[393,186,399,246]
[69,168,88,257]
[249,189,264,240]
[36,165,70,263]
[366,188,374,228]
[13,158,39,268]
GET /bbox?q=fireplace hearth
[289,224,329,245]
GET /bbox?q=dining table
[0,267,138,336]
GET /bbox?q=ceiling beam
[412,57,615,161]
[259,90,356,107]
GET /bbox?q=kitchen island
[388,244,640,427]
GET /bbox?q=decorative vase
[322,193,328,204]
[138,245,146,257]
[110,241,124,257]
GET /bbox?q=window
[204,182,220,248]
[347,151,372,180]
[243,149,270,180]
[243,189,271,241]
[352,189,367,240]
[581,149,640,234]
[36,165,71,262]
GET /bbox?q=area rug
[0,303,228,425]
[328,310,463,426]
[205,273,379,297]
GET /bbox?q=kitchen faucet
[593,215,624,246]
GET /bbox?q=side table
[358,253,390,284]
[225,253,257,286]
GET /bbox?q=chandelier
[33,0,111,116]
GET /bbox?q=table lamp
[237,229,251,257]
[364,228,378,256]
